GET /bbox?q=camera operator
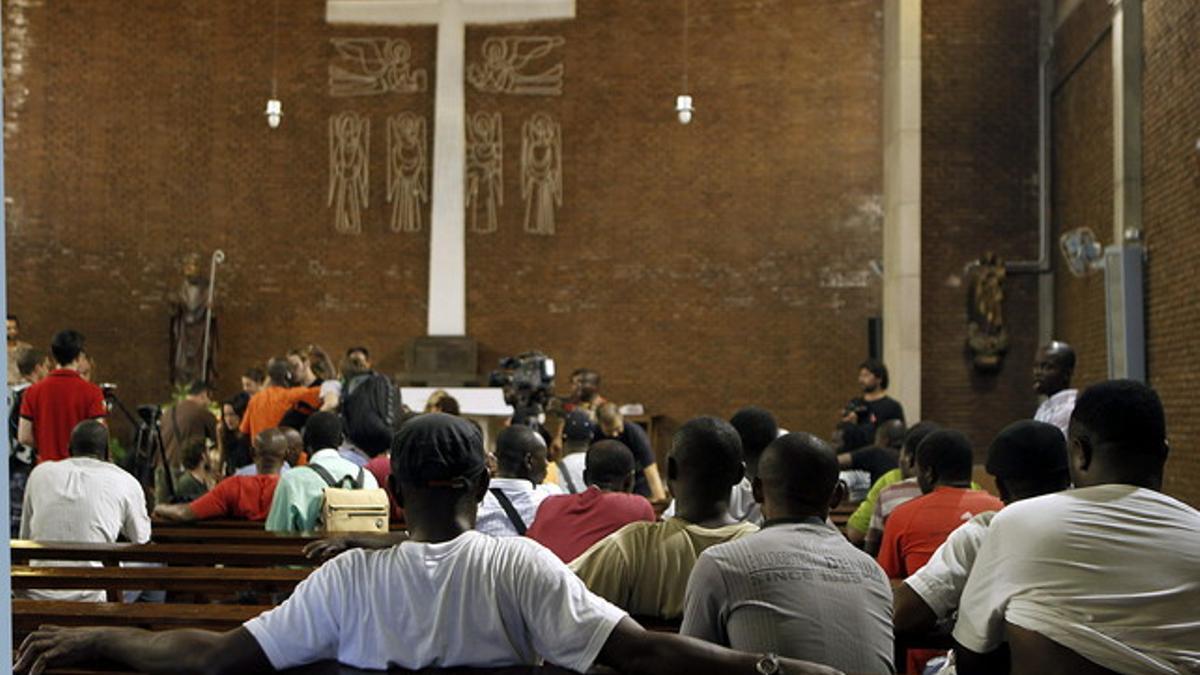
[565,368,606,413]
[840,358,905,439]
[18,329,107,464]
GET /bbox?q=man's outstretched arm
[15,625,271,675]
[597,617,842,675]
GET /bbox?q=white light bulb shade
[675,95,694,125]
[265,99,283,128]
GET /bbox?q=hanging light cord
[270,0,280,98]
[682,0,690,93]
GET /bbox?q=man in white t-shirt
[893,419,1069,638]
[19,420,151,602]
[476,424,561,536]
[953,380,1200,675]
[1032,340,1077,437]
[15,413,840,675]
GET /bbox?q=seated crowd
[9,331,1199,674]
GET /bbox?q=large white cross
[327,0,575,336]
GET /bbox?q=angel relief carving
[387,113,428,233]
[467,36,565,96]
[329,111,370,235]
[521,113,562,235]
[466,112,503,234]
[329,38,427,97]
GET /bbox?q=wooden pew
[45,663,586,675]
[12,565,311,595]
[11,541,316,567]
[12,600,270,640]
[150,527,323,546]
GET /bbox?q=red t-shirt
[526,486,656,562]
[365,454,404,522]
[188,474,281,521]
[877,486,1005,578]
[19,369,107,463]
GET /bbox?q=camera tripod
[103,387,175,501]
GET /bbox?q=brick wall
[1051,0,1200,507]
[1143,1,1200,506]
[4,0,883,448]
[920,0,1042,455]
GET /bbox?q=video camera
[488,351,556,426]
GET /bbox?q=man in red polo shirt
[154,428,288,522]
[18,329,107,463]
[527,440,655,562]
[877,429,1003,578]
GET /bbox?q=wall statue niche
[467,36,565,96]
[387,112,428,233]
[466,111,503,234]
[966,252,1010,373]
[329,111,370,235]
[329,38,427,97]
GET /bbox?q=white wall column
[882,0,921,420]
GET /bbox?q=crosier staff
[201,250,225,383]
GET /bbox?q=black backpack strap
[557,460,579,494]
[353,466,365,489]
[306,462,339,488]
[489,488,527,535]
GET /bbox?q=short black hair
[224,391,251,417]
[7,314,18,324]
[243,367,265,383]
[266,357,292,386]
[1070,379,1167,466]
[876,419,907,449]
[902,421,940,458]
[671,416,744,489]
[916,429,974,483]
[186,380,210,396]
[729,406,778,466]
[860,358,889,389]
[759,432,840,511]
[346,346,370,359]
[69,419,108,457]
[495,425,544,476]
[303,411,344,451]
[181,439,207,470]
[16,347,46,377]
[586,439,635,488]
[50,329,86,366]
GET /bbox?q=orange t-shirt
[239,386,320,438]
[877,486,1004,578]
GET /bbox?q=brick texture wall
[1052,0,1200,507]
[1143,1,1200,506]
[920,0,1042,455]
[4,0,883,448]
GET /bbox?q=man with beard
[1032,341,1076,437]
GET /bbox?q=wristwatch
[755,652,781,675]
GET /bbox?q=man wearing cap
[15,412,841,675]
[475,425,562,537]
[892,420,1070,638]
[555,409,594,494]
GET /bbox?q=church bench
[149,527,325,546]
[43,663,587,675]
[158,519,408,531]
[11,600,271,641]
[11,541,317,567]
[12,565,311,595]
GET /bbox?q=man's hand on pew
[302,531,409,561]
[15,624,271,675]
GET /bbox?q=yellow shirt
[569,517,758,619]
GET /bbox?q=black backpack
[340,372,402,454]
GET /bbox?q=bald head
[1034,341,1076,396]
[255,428,288,458]
[495,424,548,483]
[755,433,841,519]
[69,419,108,458]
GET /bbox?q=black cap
[986,420,1068,480]
[392,413,486,488]
[564,410,595,442]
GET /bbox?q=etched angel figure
[521,113,562,235]
[466,112,503,234]
[387,113,428,233]
[329,112,370,235]
[467,36,565,96]
[329,38,427,97]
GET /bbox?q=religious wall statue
[467,36,565,96]
[466,111,503,234]
[521,112,562,236]
[329,38,427,97]
[329,111,370,235]
[966,252,1010,373]
[387,112,428,233]
[169,253,217,386]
